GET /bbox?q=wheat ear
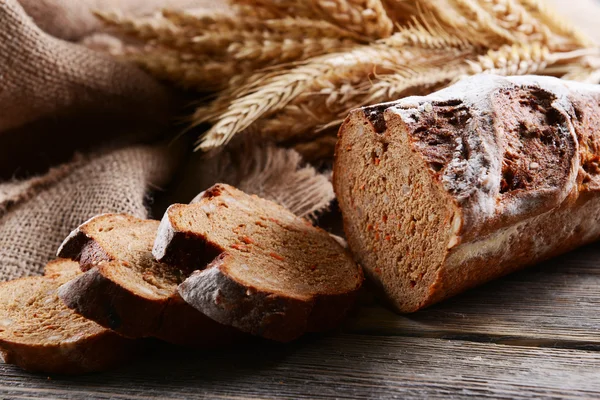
[129,49,249,91]
[450,0,522,44]
[468,43,596,76]
[229,37,357,64]
[234,0,394,38]
[519,0,595,48]
[474,0,552,45]
[384,15,478,50]
[95,12,183,44]
[195,45,408,150]
[163,10,363,41]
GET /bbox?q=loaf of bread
[0,259,136,374]
[57,214,241,347]
[334,74,600,313]
[154,184,363,342]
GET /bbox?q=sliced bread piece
[153,184,363,342]
[0,259,136,374]
[57,214,240,347]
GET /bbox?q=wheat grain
[314,0,394,38]
[95,12,184,44]
[230,0,316,18]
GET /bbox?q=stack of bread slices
[0,184,363,374]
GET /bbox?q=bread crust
[0,325,136,375]
[334,75,600,312]
[180,254,313,342]
[154,184,363,342]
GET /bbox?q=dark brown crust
[56,229,92,262]
[179,254,313,342]
[156,231,223,275]
[58,266,163,337]
[0,328,138,375]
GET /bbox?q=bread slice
[57,214,240,346]
[153,184,363,342]
[0,259,136,374]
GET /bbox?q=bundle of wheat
[98,0,599,157]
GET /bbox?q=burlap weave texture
[0,145,178,280]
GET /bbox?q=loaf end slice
[0,259,136,374]
[154,184,363,342]
[334,74,600,312]
[57,214,241,347]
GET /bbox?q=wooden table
[0,242,598,399]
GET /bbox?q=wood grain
[0,335,599,399]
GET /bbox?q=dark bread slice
[57,214,240,346]
[153,184,363,342]
[0,259,136,374]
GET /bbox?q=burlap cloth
[0,0,334,281]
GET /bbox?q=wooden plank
[0,335,598,399]
[346,244,600,348]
